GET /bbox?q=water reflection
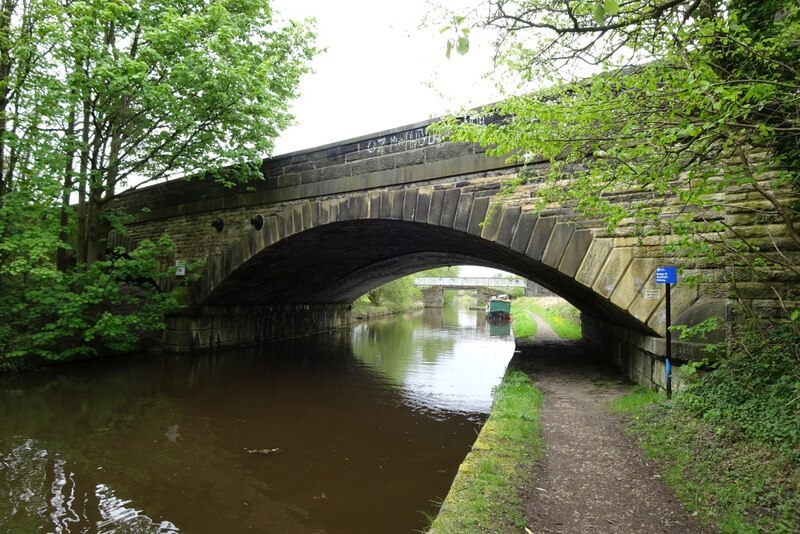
[0,305,513,533]
[0,438,179,533]
[488,321,512,337]
[352,307,514,415]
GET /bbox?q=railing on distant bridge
[413,277,526,288]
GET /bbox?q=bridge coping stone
[467,196,490,236]
[575,238,614,288]
[428,189,446,225]
[440,189,461,227]
[453,192,474,232]
[542,222,574,268]
[510,212,537,253]
[559,229,594,279]
[415,186,433,223]
[611,257,658,310]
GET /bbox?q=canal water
[0,305,514,533]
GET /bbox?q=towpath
[514,332,714,533]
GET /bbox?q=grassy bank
[510,306,537,338]
[350,300,422,320]
[611,388,800,533]
[429,369,543,533]
[511,297,581,339]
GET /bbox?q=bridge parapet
[116,117,517,221]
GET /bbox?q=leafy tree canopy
[0,0,318,265]
[432,0,799,294]
[0,0,318,365]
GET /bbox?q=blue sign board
[655,266,678,285]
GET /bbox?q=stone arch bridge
[114,118,750,389]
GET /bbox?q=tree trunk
[56,109,77,271]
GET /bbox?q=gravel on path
[513,337,715,534]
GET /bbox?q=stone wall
[525,281,556,297]
[163,304,351,352]
[421,287,444,308]
[580,314,711,391]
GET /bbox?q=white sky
[271,0,501,155]
[271,1,507,278]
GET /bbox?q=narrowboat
[485,295,512,322]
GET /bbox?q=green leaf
[456,35,470,55]
[604,0,619,15]
[593,4,605,26]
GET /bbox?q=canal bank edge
[428,353,544,533]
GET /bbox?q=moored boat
[485,295,511,322]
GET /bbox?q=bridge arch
[191,185,708,338]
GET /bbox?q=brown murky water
[0,306,514,533]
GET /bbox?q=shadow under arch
[199,218,656,335]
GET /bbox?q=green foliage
[679,323,800,459]
[673,316,722,341]
[360,268,460,309]
[511,297,582,340]
[432,0,800,305]
[609,386,665,413]
[509,302,537,338]
[0,236,181,368]
[612,320,800,530]
[0,0,318,266]
[610,306,800,532]
[617,390,800,533]
[441,15,470,59]
[505,286,525,299]
[365,275,421,308]
[0,1,318,367]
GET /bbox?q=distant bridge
[414,277,526,289]
[414,277,525,309]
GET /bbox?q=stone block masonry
[164,304,351,353]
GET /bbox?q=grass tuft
[510,309,537,338]
[609,386,665,413]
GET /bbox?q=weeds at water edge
[428,370,543,533]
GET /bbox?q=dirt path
[513,336,715,534]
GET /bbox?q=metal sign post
[655,266,678,399]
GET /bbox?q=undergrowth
[681,324,800,460]
[509,305,537,338]
[614,323,800,533]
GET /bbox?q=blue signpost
[655,267,678,398]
